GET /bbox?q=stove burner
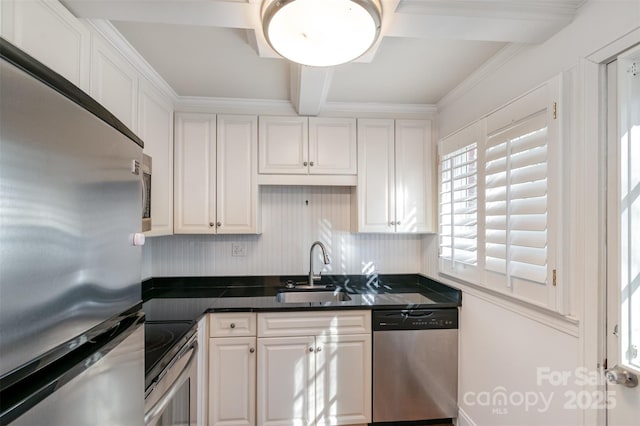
[146,328,176,355]
[144,321,195,390]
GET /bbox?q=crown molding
[397,0,584,20]
[321,101,437,118]
[84,19,179,103]
[175,96,297,115]
[175,96,437,118]
[437,43,528,111]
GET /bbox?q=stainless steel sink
[276,290,352,303]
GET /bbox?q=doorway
[605,43,640,425]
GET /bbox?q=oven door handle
[144,340,198,425]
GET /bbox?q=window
[438,78,561,311]
[440,144,478,265]
[485,121,548,283]
[438,123,480,283]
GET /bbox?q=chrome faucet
[309,241,330,286]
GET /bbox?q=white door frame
[579,28,640,426]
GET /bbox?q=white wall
[146,186,423,277]
[437,0,640,138]
[427,2,640,425]
[457,294,580,426]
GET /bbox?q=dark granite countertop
[142,274,461,322]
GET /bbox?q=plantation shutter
[483,81,559,308]
[438,123,480,282]
[437,77,560,311]
[485,113,548,283]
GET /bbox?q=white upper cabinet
[90,33,138,130]
[258,116,357,185]
[1,0,90,91]
[395,119,433,233]
[353,118,434,233]
[353,119,396,233]
[216,114,259,234]
[174,113,216,234]
[308,117,357,175]
[258,116,308,175]
[138,79,174,236]
[174,113,259,235]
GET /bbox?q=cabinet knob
[249,347,255,353]
[217,221,222,227]
[309,347,314,353]
[230,323,236,329]
[209,222,215,227]
[303,161,308,167]
[316,346,322,352]
[309,161,314,166]
[396,221,401,225]
[390,221,395,226]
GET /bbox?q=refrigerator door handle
[144,340,198,425]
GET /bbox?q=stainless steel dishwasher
[372,309,458,423]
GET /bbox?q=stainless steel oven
[145,323,198,426]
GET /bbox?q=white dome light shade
[262,0,382,67]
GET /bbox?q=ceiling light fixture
[261,0,382,67]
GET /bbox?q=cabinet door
[90,34,138,130]
[257,336,315,426]
[209,337,256,426]
[174,113,216,234]
[315,334,372,426]
[217,115,259,234]
[138,80,174,236]
[258,116,308,174]
[395,120,434,233]
[1,0,90,91]
[354,119,396,233]
[308,117,357,175]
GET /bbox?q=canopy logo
[462,367,616,415]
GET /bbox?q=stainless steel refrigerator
[0,39,145,425]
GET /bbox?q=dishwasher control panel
[373,309,458,331]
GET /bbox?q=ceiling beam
[386,12,570,43]
[245,29,280,59]
[62,0,259,28]
[290,64,334,116]
[63,0,582,56]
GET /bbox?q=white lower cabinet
[257,336,316,426]
[314,334,372,426]
[207,311,371,426]
[256,311,372,426]
[209,336,256,426]
[208,313,257,426]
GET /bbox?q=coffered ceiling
[62,0,586,115]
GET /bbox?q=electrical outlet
[232,243,247,257]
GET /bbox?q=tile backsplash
[144,186,426,277]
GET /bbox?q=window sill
[434,271,580,337]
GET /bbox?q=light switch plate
[232,243,247,257]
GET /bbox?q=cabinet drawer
[258,310,371,337]
[210,312,256,337]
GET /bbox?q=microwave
[142,154,152,232]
